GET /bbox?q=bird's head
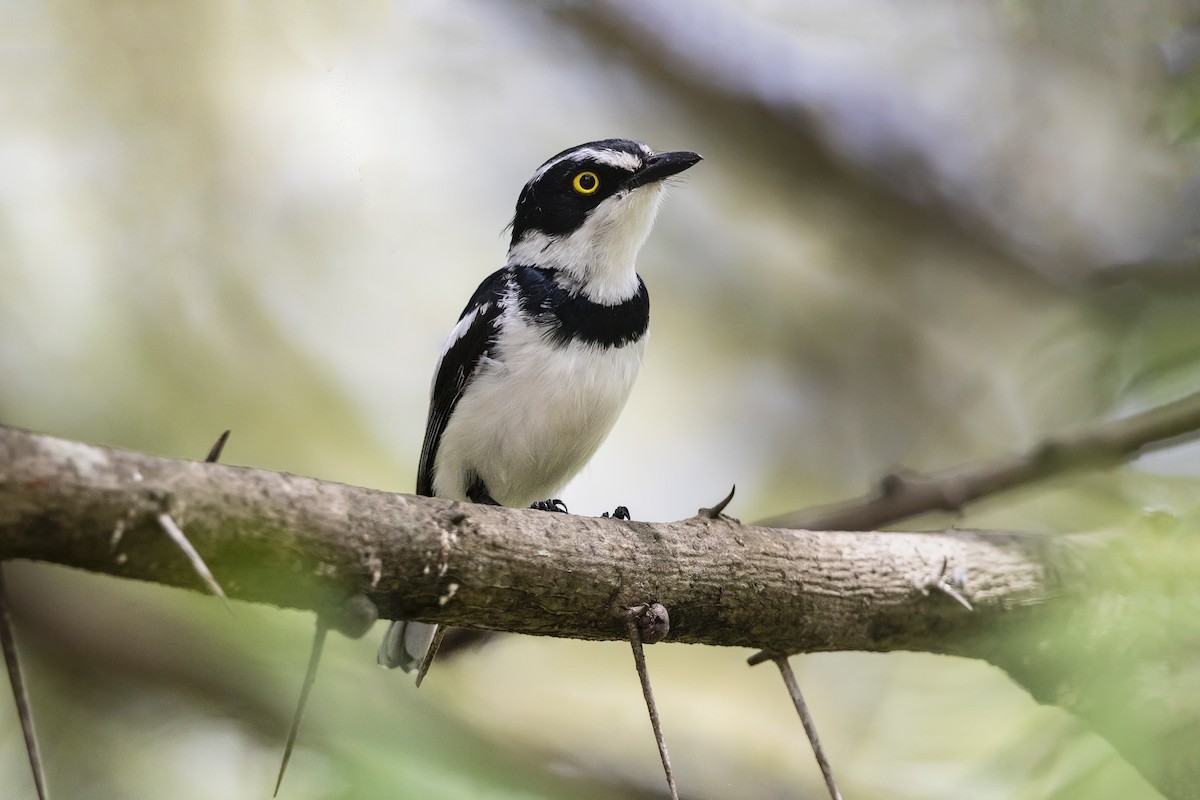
[507,139,702,304]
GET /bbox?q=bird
[377,138,702,682]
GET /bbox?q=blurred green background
[3,1,1200,798]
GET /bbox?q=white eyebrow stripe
[532,147,647,181]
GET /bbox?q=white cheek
[507,184,665,305]
[593,186,664,257]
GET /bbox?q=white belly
[432,319,645,506]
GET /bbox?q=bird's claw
[530,498,569,513]
[602,506,631,520]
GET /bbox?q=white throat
[507,183,665,305]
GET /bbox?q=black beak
[625,150,703,190]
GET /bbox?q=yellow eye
[572,171,600,195]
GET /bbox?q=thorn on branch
[275,620,328,797]
[204,429,232,463]
[623,604,678,800]
[0,565,50,800]
[414,626,448,688]
[698,484,737,520]
[155,513,233,614]
[919,556,973,611]
[774,656,843,800]
[275,594,376,796]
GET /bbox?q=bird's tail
[377,620,439,673]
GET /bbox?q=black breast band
[510,265,649,348]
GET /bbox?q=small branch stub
[628,602,670,644]
[327,594,379,640]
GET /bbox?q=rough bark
[0,425,1196,797]
[0,425,1070,647]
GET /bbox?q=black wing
[416,268,509,497]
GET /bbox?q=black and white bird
[377,138,702,680]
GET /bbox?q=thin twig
[759,388,1200,531]
[625,607,679,800]
[274,621,328,796]
[746,390,1200,670]
[155,513,232,614]
[0,566,50,800]
[774,656,842,800]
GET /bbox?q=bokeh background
[3,2,1200,798]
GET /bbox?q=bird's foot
[467,476,501,505]
[530,498,569,513]
[602,506,631,520]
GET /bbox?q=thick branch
[0,426,1072,649]
[0,425,1197,797]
